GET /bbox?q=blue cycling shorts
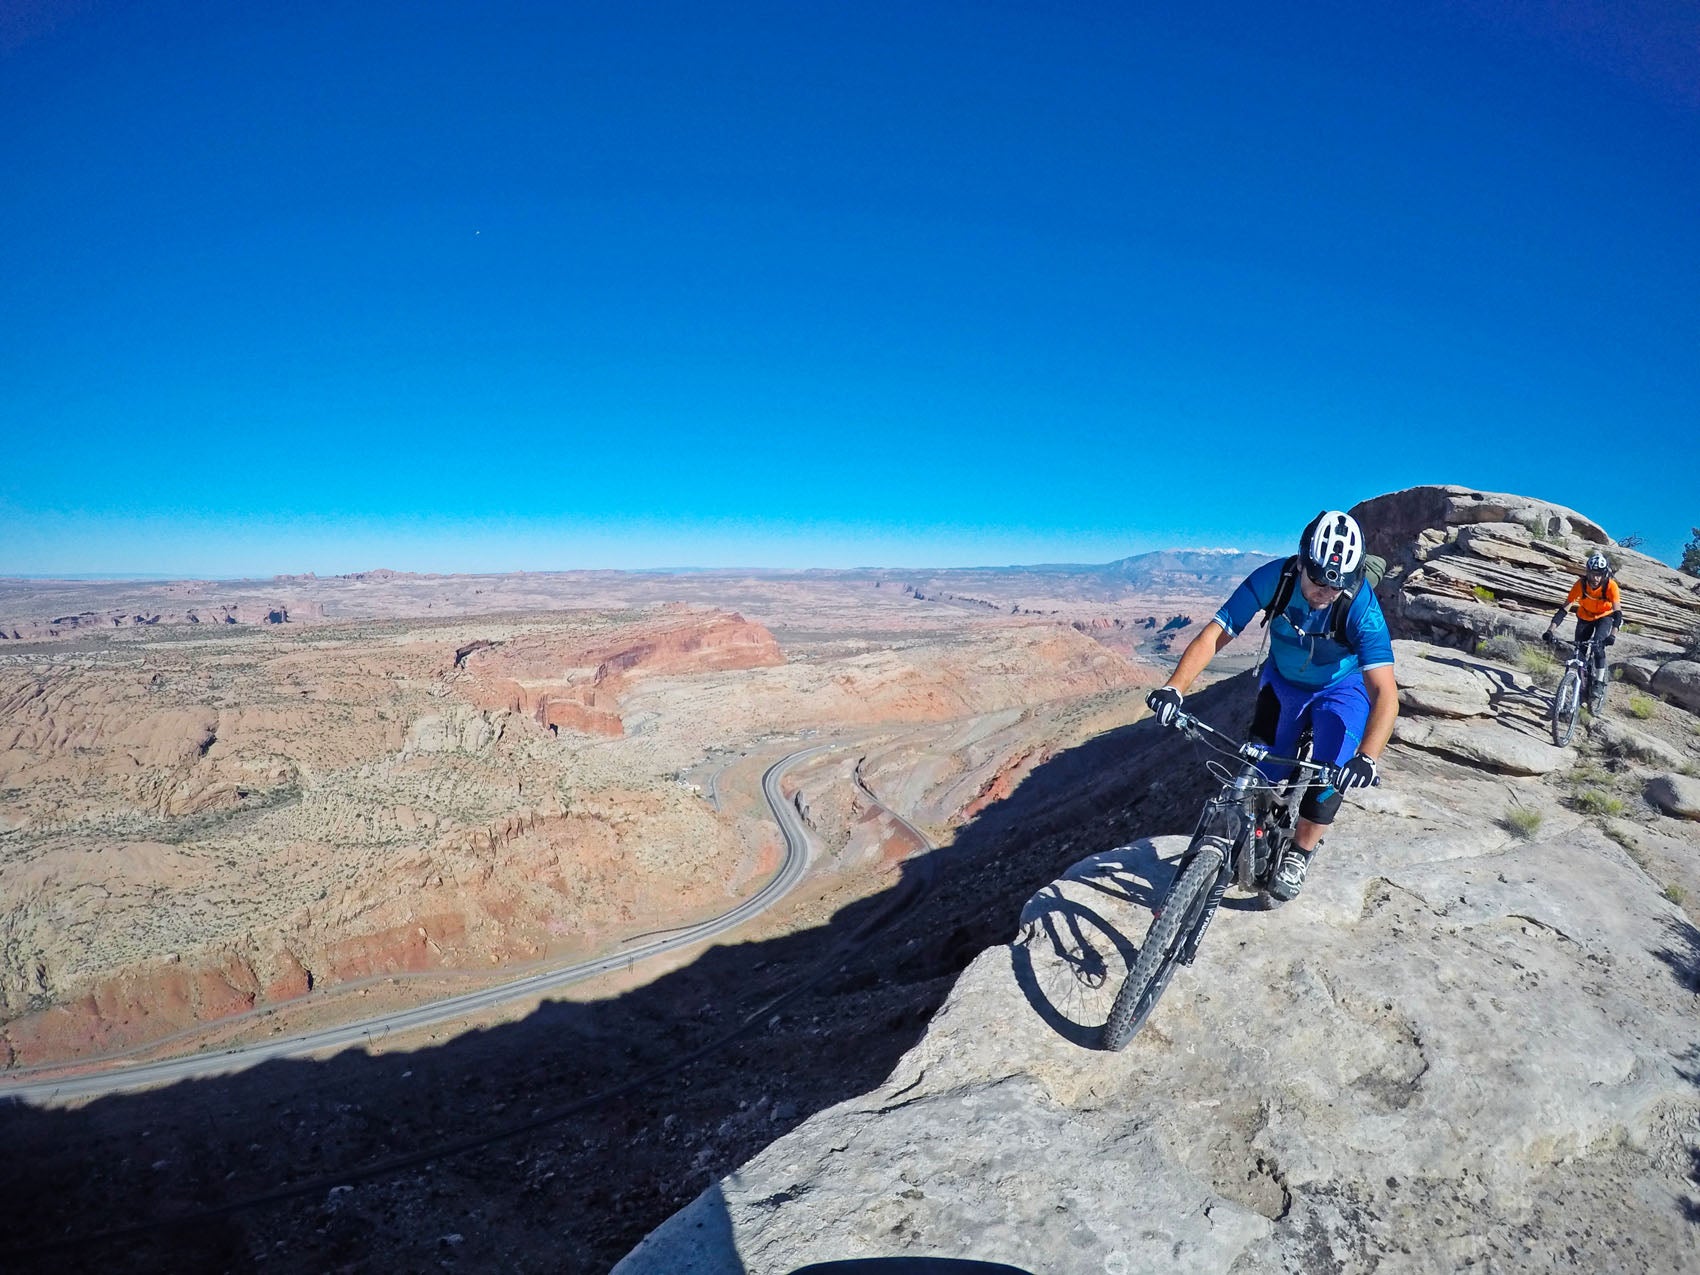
[1251,665,1370,822]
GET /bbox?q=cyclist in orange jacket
[1544,551,1622,709]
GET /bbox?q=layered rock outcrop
[1351,485,1700,657]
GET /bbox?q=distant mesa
[1095,548,1274,589]
[0,600,325,640]
[341,567,420,582]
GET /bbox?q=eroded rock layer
[1353,484,1700,656]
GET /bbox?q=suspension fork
[1179,815,1247,966]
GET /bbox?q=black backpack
[1259,553,1387,647]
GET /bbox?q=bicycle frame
[1164,712,1341,959]
[1557,635,1604,693]
[1549,632,1611,746]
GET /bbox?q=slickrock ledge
[1350,485,1700,656]
[621,782,1700,1273]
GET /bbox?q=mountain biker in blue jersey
[1145,511,1399,900]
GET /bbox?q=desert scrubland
[0,561,1204,1069]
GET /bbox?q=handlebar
[1165,709,1378,790]
[1545,631,1611,656]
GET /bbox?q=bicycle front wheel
[1100,840,1224,1051]
[1551,667,1582,747]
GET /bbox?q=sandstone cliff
[1352,484,1700,656]
[456,608,787,737]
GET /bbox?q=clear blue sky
[4,1,1697,576]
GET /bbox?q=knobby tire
[1100,842,1224,1051]
[1551,667,1582,747]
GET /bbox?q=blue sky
[3,1,1697,576]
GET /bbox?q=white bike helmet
[1300,510,1366,589]
[1585,551,1610,576]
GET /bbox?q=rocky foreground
[620,487,1700,1273]
[620,748,1700,1272]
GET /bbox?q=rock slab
[1651,660,1700,713]
[1392,716,1569,774]
[1645,773,1700,821]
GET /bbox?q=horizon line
[0,548,1282,586]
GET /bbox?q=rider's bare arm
[1360,663,1398,760]
[1163,620,1233,696]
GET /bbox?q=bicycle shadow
[1009,837,1180,1048]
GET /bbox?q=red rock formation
[541,699,625,738]
[460,609,784,737]
[4,951,266,1061]
[960,747,1042,822]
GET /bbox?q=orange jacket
[1565,577,1620,623]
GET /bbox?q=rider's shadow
[1009,838,1178,1048]
[1424,652,1552,722]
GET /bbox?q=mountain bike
[1099,710,1365,1051]
[1546,632,1609,747]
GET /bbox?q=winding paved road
[0,744,831,1104]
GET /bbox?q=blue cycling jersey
[1214,557,1395,689]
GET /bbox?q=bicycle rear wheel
[1100,840,1224,1051]
[1551,667,1582,747]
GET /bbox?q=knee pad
[1300,783,1344,825]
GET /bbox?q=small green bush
[1517,644,1559,686]
[1471,585,1497,604]
[1502,806,1543,839]
[1564,760,1611,789]
[1574,789,1625,818]
[1663,883,1687,905]
[1627,694,1656,720]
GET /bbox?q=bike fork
[1181,870,1231,966]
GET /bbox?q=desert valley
[3,486,1699,1273]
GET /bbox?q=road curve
[1,744,832,1104]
